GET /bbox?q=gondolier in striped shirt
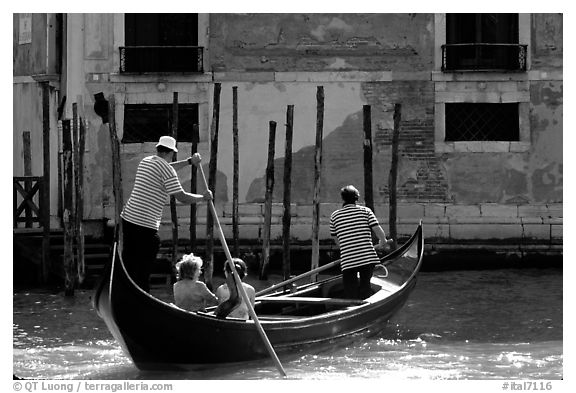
[120,136,212,292]
[330,185,391,299]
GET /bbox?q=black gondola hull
[94,223,424,369]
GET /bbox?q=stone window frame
[433,13,531,153]
[111,13,210,78]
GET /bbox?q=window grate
[123,104,199,143]
[445,103,519,142]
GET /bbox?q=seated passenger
[215,258,256,319]
[173,254,218,312]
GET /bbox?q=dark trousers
[342,264,375,300]
[121,219,160,293]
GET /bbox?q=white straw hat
[156,136,178,152]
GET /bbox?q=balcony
[119,46,204,74]
[441,43,527,72]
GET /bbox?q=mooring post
[189,125,199,250]
[206,83,221,290]
[107,95,123,252]
[73,98,86,284]
[77,108,86,284]
[311,86,324,281]
[232,86,240,256]
[282,105,294,282]
[389,104,401,249]
[170,92,179,267]
[22,131,32,228]
[41,82,51,283]
[363,105,374,213]
[260,121,276,280]
[62,119,75,296]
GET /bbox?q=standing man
[120,136,212,292]
[330,185,391,299]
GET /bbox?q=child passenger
[173,254,218,312]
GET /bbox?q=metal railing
[120,46,204,73]
[441,43,528,72]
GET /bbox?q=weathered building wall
[12,13,562,253]
[210,14,434,72]
[13,13,61,226]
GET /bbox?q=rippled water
[13,268,563,380]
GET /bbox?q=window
[121,14,203,73]
[122,104,199,143]
[443,14,526,71]
[445,103,519,142]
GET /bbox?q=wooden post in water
[41,83,51,283]
[73,100,86,284]
[170,92,179,266]
[311,86,324,281]
[260,121,276,280]
[108,95,123,250]
[62,120,76,296]
[77,110,86,283]
[206,83,222,290]
[189,125,199,250]
[22,131,33,228]
[282,106,294,281]
[232,86,240,256]
[389,104,401,249]
[363,105,374,213]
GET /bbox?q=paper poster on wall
[19,14,32,45]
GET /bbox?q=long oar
[198,163,287,377]
[256,259,341,297]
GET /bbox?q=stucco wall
[12,13,562,250]
[210,14,434,72]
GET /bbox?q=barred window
[445,103,519,142]
[122,104,199,143]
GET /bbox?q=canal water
[12,267,563,380]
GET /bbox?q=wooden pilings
[311,86,324,280]
[260,121,276,280]
[22,131,33,228]
[72,101,86,284]
[363,105,374,213]
[189,125,199,250]
[205,83,222,290]
[232,86,240,256]
[282,106,294,281]
[41,83,51,282]
[170,92,179,266]
[108,95,123,247]
[62,119,75,296]
[389,104,402,249]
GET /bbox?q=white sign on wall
[19,14,32,45]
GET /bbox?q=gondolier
[330,185,391,299]
[120,135,212,292]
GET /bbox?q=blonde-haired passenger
[173,254,218,312]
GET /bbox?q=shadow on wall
[180,164,229,204]
[245,111,366,204]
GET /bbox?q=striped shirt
[121,155,184,230]
[330,204,380,271]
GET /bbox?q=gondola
[93,222,424,371]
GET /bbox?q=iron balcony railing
[120,46,204,73]
[441,43,528,72]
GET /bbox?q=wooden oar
[256,259,341,297]
[197,163,287,377]
[256,242,397,297]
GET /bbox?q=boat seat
[255,296,367,306]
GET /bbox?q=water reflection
[13,268,562,380]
